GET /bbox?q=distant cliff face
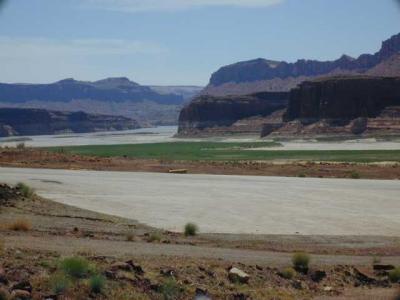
[0,77,183,105]
[203,33,400,96]
[284,76,400,122]
[178,92,288,136]
[0,108,140,137]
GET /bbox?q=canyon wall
[259,76,400,137]
[177,92,288,136]
[285,76,400,122]
[0,108,140,137]
[203,33,400,96]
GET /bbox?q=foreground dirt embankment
[1,184,400,299]
[1,148,400,180]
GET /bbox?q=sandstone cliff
[284,76,400,122]
[203,32,400,96]
[0,108,140,137]
[260,76,400,137]
[177,92,288,136]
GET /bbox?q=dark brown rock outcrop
[177,92,288,136]
[259,76,400,137]
[0,108,140,137]
[284,76,400,122]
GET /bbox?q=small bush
[89,274,106,294]
[7,219,31,231]
[0,288,9,300]
[16,182,35,198]
[280,267,296,279]
[298,173,306,178]
[388,267,400,283]
[350,171,360,179]
[184,223,198,236]
[50,273,70,295]
[372,256,381,264]
[16,142,25,150]
[60,256,91,279]
[147,232,162,243]
[126,232,135,242]
[160,278,181,300]
[0,239,4,255]
[292,252,310,272]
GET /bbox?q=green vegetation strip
[47,142,400,162]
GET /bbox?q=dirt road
[3,234,400,267]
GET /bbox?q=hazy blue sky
[0,0,399,85]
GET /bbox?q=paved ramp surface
[1,167,399,235]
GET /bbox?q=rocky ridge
[0,108,140,137]
[203,32,400,96]
[0,77,193,126]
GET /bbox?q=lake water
[0,126,180,147]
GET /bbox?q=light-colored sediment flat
[0,167,399,235]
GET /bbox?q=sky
[0,0,399,86]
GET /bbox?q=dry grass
[107,288,151,300]
[75,248,97,257]
[280,267,296,279]
[7,219,32,231]
[147,232,162,243]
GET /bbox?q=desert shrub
[160,278,181,300]
[16,182,35,198]
[126,232,135,242]
[89,274,106,294]
[39,260,52,269]
[50,273,70,295]
[350,171,360,179]
[147,232,162,243]
[292,252,310,272]
[388,267,400,283]
[298,173,306,178]
[7,219,31,231]
[16,142,25,150]
[60,256,91,279]
[280,267,296,279]
[184,223,198,236]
